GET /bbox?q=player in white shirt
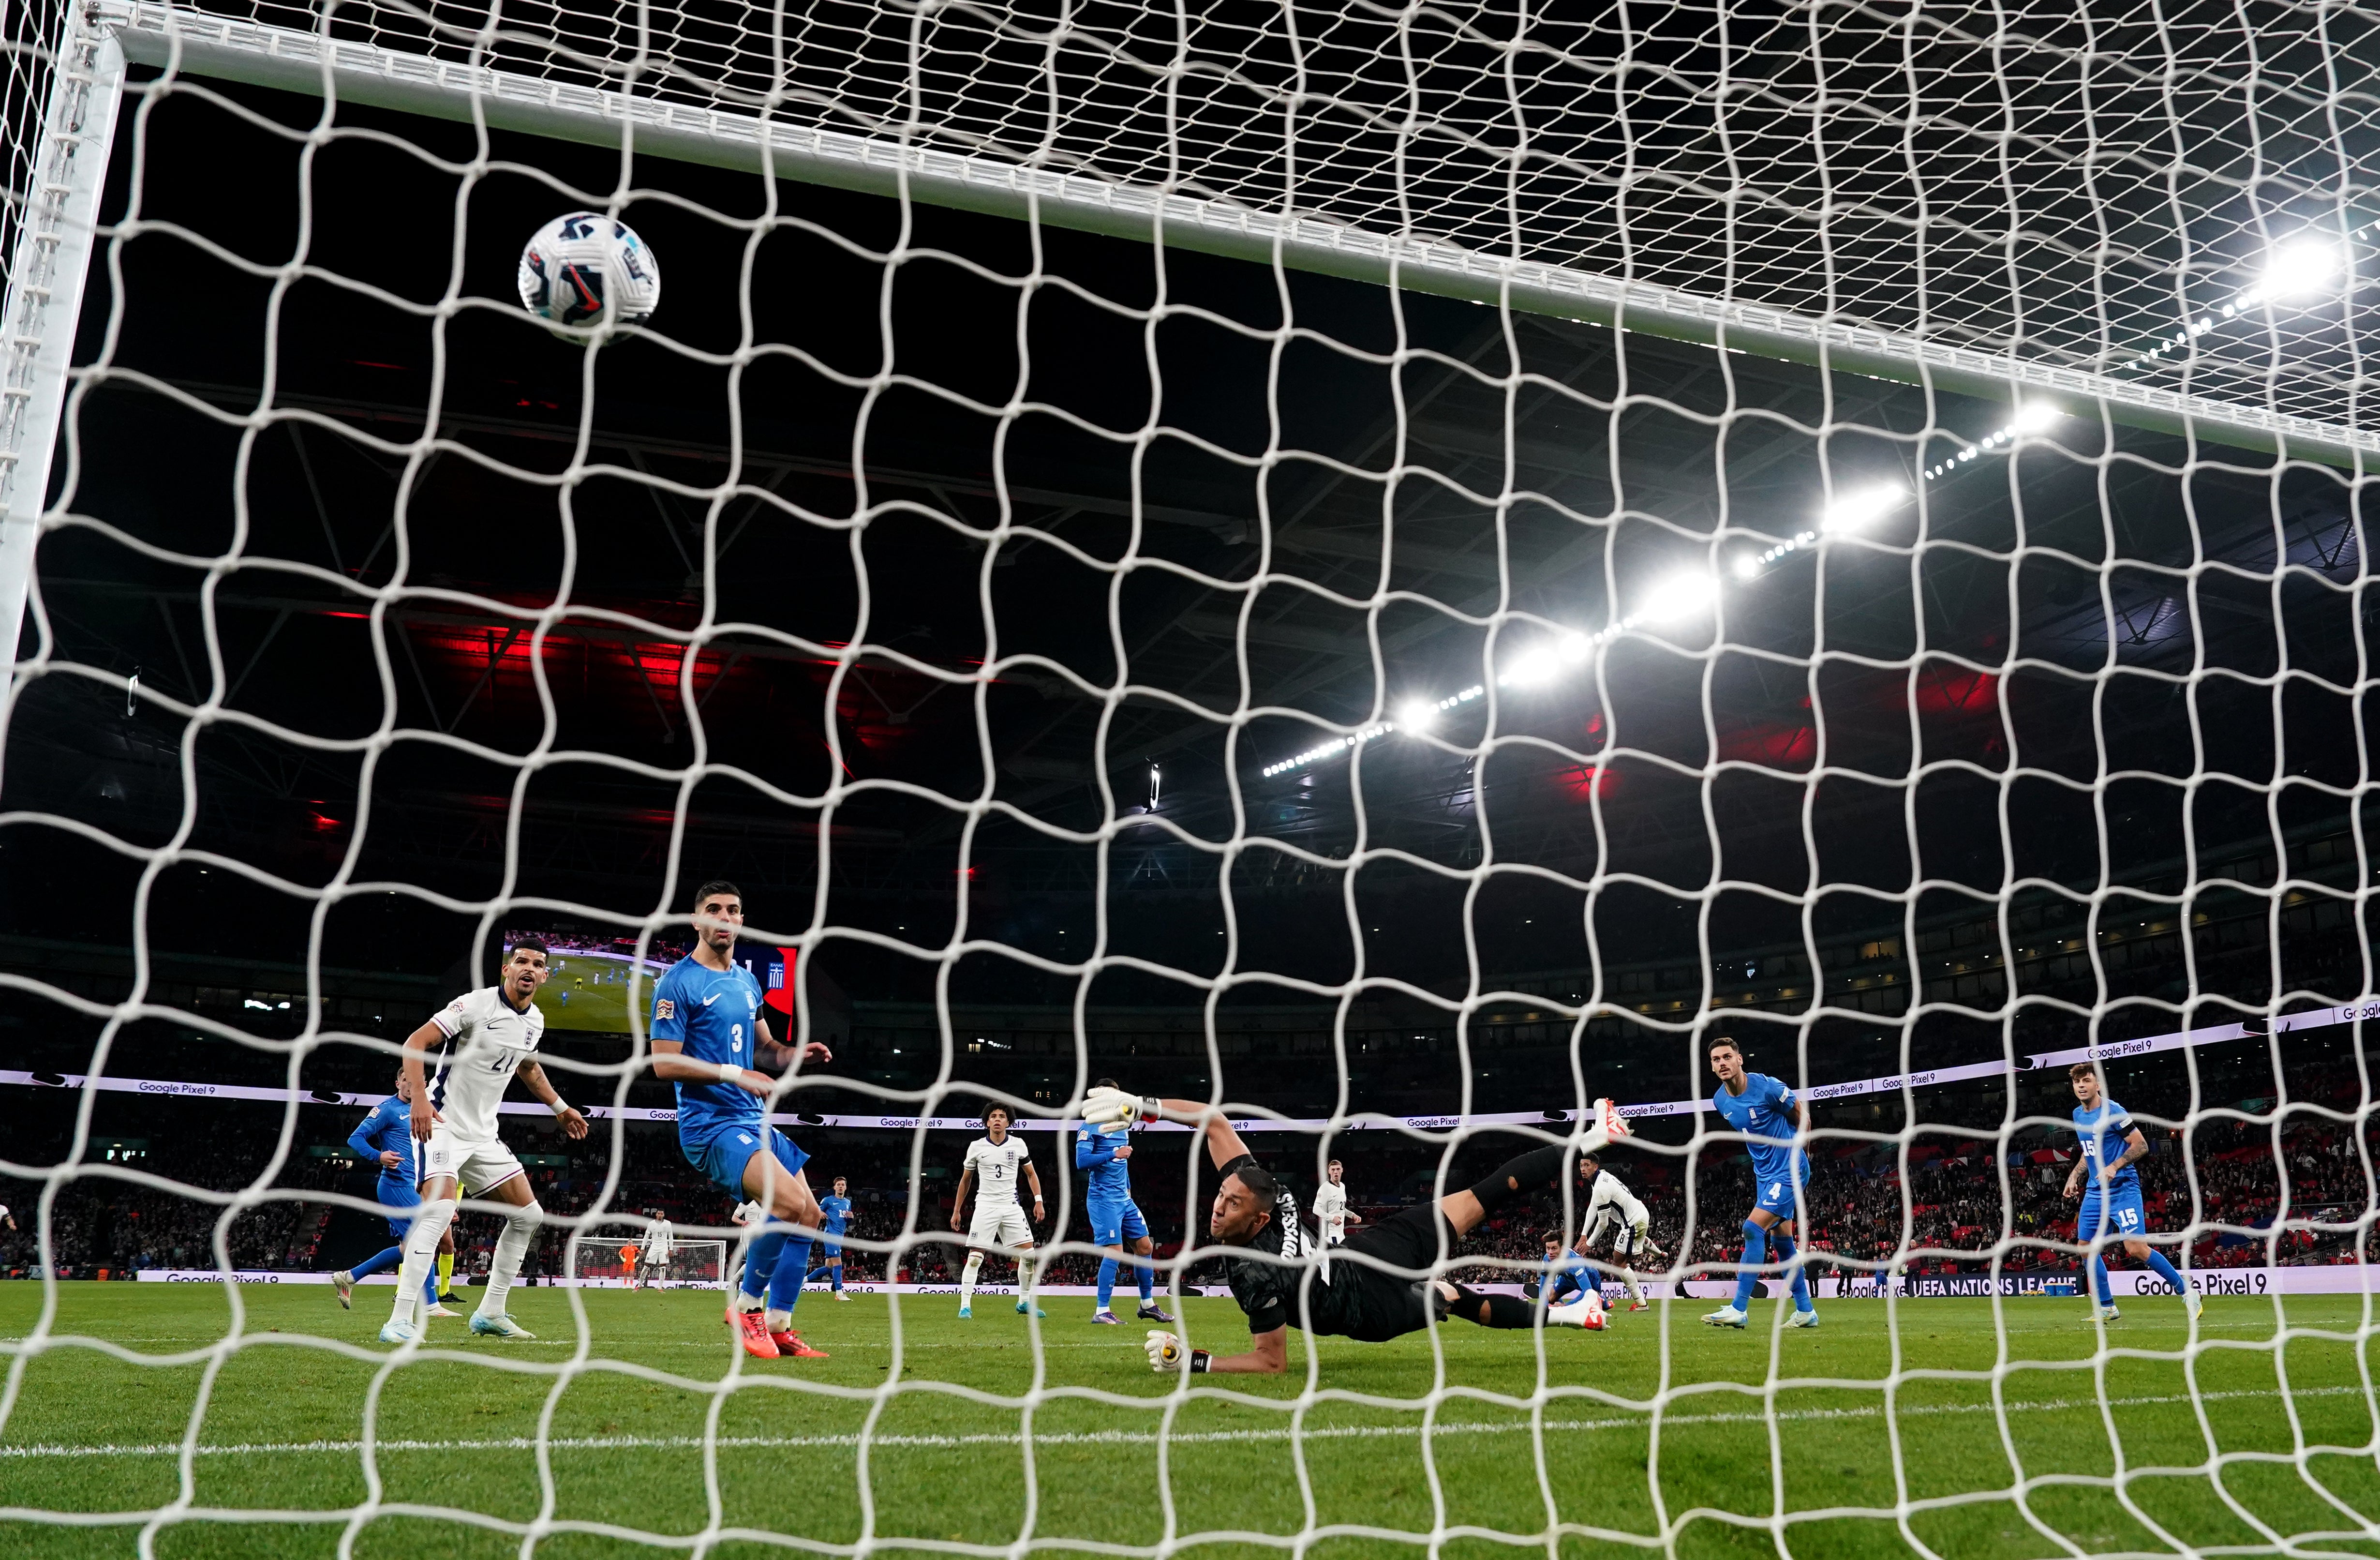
[640,1214,675,1289]
[1310,1159,1362,1245]
[379,938,589,1345]
[950,1105,1045,1320]
[1577,1151,1658,1312]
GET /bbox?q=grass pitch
[1,1282,2377,1558]
[532,953,652,1035]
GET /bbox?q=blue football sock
[1097,1257,1118,1311]
[2090,1256,2114,1305]
[743,1231,787,1301]
[769,1235,812,1315]
[423,1269,439,1306]
[1770,1233,1815,1312]
[350,1245,403,1279]
[831,1266,843,1292]
[1136,1257,1154,1304]
[2144,1250,2186,1293]
[1731,1222,1769,1312]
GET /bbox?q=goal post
[565,1238,725,1290]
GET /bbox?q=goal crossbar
[92,0,2379,474]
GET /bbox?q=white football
[517,211,660,333]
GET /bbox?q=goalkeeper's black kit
[1219,1144,1581,1341]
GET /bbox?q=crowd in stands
[4,1042,2378,1288]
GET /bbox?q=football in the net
[516,211,661,332]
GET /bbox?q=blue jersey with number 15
[650,956,765,1138]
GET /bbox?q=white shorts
[1609,1225,1649,1260]
[967,1203,1034,1249]
[419,1127,526,1198]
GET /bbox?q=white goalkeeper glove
[1086,1085,1156,1126]
[1144,1329,1209,1374]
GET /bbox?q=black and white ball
[517,211,661,333]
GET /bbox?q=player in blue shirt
[2063,1063,2200,1323]
[328,1068,453,1318]
[1076,1079,1174,1326]
[649,880,837,1361]
[800,1176,854,1300]
[1702,1037,1817,1330]
[1531,1232,1598,1307]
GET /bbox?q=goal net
[0,0,2376,1551]
[566,1236,724,1290]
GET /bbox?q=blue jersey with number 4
[650,956,766,1138]
[2073,1098,2141,1191]
[1712,1072,1802,1185]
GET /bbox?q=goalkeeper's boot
[1092,1309,1122,1325]
[1785,1308,1820,1329]
[1137,1301,1175,1323]
[771,1329,828,1359]
[470,1311,536,1340]
[732,1310,780,1358]
[1015,1298,1047,1319]
[331,1270,356,1310]
[377,1319,418,1346]
[1700,1305,1748,1329]
[1585,1097,1633,1153]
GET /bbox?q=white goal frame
[565,1238,727,1290]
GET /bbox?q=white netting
[1,0,2378,1552]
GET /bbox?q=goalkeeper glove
[1144,1330,1209,1373]
[1086,1085,1157,1126]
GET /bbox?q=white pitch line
[0,1385,2367,1461]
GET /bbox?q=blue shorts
[683,1121,807,1199]
[2079,1184,2147,1242]
[816,1239,843,1262]
[1752,1157,1811,1218]
[377,1177,422,1244]
[1088,1197,1147,1247]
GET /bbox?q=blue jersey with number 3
[650,956,765,1138]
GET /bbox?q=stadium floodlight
[1636,571,1720,623]
[2011,402,2064,435]
[1731,552,1763,579]
[1819,483,1906,534]
[1397,700,1438,730]
[2257,239,2341,302]
[1499,647,1560,686]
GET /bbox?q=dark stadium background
[0,61,2372,1282]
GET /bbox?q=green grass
[533,953,652,1035]
[2,1283,2378,1558]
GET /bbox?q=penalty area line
[0,1384,2365,1460]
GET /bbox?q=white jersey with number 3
[427,986,547,1141]
[965,1135,1031,1209]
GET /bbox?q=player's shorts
[1308,1202,1458,1343]
[1087,1196,1147,1247]
[376,1175,423,1244]
[1752,1156,1812,1218]
[2078,1184,2147,1242]
[1608,1223,1651,1259]
[682,1120,807,1200]
[418,1126,527,1198]
[815,1238,843,1263]
[967,1203,1034,1249]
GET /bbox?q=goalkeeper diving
[1081,1085,1629,1374]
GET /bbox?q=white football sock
[960,1250,983,1305]
[1622,1268,1646,1306]
[478,1202,538,1316]
[388,1198,454,1327]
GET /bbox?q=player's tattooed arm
[400,1020,445,1141]
[2108,1126,2151,1178]
[515,1059,590,1140]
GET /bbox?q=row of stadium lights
[1255,238,2358,784]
